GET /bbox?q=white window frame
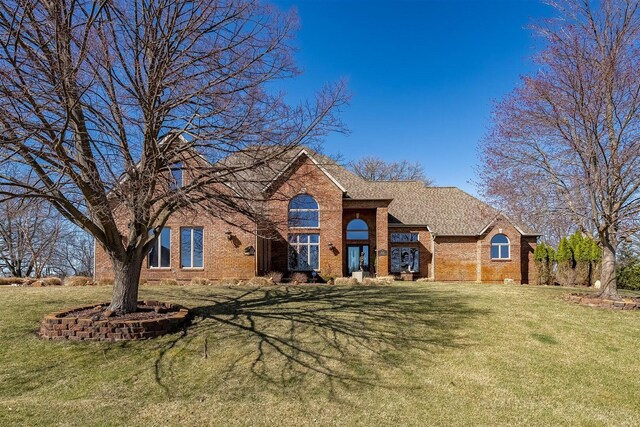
[288,195,320,228]
[288,233,320,271]
[491,234,510,260]
[149,227,171,268]
[181,227,204,269]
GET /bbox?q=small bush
[246,276,273,286]
[191,277,212,285]
[0,277,26,286]
[29,277,62,287]
[266,271,284,283]
[64,276,95,287]
[361,276,395,286]
[320,275,335,284]
[159,279,178,286]
[95,278,114,286]
[335,277,358,286]
[290,272,308,284]
[220,277,240,285]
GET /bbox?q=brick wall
[95,209,257,283]
[434,236,478,281]
[479,218,522,284]
[433,216,536,284]
[264,155,344,279]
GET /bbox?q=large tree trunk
[598,241,618,299]
[109,254,144,313]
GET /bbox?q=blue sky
[272,0,554,196]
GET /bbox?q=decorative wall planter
[566,294,640,310]
[39,301,190,341]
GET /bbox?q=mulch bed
[566,293,640,310]
[67,303,179,321]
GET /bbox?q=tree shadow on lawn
[150,285,487,397]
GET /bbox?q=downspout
[430,233,436,281]
[92,238,96,281]
[254,223,259,277]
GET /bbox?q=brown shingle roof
[222,146,539,236]
[313,151,539,236]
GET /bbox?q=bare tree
[350,156,433,185]
[50,227,94,277]
[0,0,347,312]
[480,0,640,298]
[478,166,578,246]
[0,197,65,277]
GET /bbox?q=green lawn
[0,283,639,427]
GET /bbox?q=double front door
[347,244,369,274]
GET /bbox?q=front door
[347,245,369,274]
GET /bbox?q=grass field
[0,282,639,426]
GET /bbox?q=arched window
[346,219,369,240]
[491,234,510,259]
[288,194,319,228]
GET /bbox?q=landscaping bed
[566,293,640,309]
[39,300,190,341]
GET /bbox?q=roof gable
[262,149,347,194]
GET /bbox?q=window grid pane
[193,228,204,268]
[289,195,319,228]
[390,246,419,273]
[181,227,204,268]
[490,234,510,260]
[288,233,320,271]
[391,233,419,243]
[149,227,171,268]
[181,229,191,268]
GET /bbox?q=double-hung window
[149,227,171,268]
[181,227,204,268]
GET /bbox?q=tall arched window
[288,194,319,228]
[346,219,369,240]
[491,234,510,259]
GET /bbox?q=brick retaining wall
[39,302,190,341]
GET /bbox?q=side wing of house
[433,215,538,284]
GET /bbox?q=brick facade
[433,217,537,284]
[95,151,538,284]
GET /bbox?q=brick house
[94,147,539,283]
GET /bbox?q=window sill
[181,267,205,270]
[491,259,512,262]
[148,267,172,270]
